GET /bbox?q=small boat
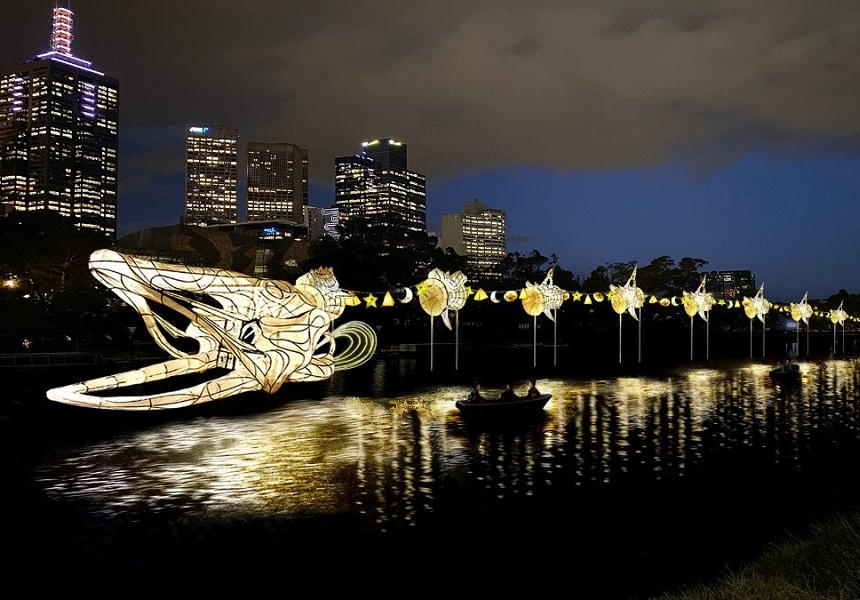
[455,393,552,417]
[769,361,800,384]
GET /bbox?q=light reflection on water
[33,357,860,534]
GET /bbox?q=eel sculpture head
[46,249,377,410]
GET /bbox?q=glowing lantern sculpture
[789,292,814,356]
[829,300,848,355]
[741,283,770,358]
[46,250,377,410]
[521,268,565,367]
[609,266,646,364]
[681,275,715,360]
[417,268,468,371]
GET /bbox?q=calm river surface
[4,351,860,598]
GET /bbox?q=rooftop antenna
[50,1,74,56]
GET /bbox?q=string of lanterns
[334,266,858,326]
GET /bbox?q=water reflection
[31,357,860,539]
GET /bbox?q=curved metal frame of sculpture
[46,249,377,410]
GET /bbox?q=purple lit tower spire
[0,2,119,239]
[50,3,74,55]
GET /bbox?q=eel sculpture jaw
[46,249,377,410]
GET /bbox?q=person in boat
[468,381,484,403]
[499,382,517,402]
[526,379,541,398]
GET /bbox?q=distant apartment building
[334,138,426,233]
[707,270,756,300]
[440,199,507,280]
[183,125,239,227]
[246,142,308,223]
[0,4,119,239]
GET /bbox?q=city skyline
[1,1,859,301]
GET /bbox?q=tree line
[1,210,857,351]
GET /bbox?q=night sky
[2,1,859,301]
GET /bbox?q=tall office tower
[0,5,119,239]
[334,138,426,233]
[246,142,308,223]
[440,199,507,280]
[184,125,239,227]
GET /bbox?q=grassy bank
[660,509,860,599]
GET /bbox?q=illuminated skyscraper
[183,125,239,227]
[0,4,119,239]
[441,199,507,280]
[334,138,426,233]
[246,142,308,223]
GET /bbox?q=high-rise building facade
[0,5,119,239]
[183,125,239,227]
[246,142,308,223]
[440,199,507,280]
[334,138,426,233]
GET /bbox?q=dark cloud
[4,2,860,297]
[5,0,858,182]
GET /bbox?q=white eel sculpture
[46,249,377,410]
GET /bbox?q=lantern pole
[455,310,459,371]
[749,319,753,358]
[690,316,694,361]
[430,316,434,372]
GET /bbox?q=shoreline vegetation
[660,509,860,599]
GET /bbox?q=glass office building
[184,125,239,227]
[0,5,119,239]
[246,142,308,223]
[334,138,426,233]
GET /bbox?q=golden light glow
[742,283,770,323]
[790,292,814,324]
[609,266,645,320]
[829,301,847,326]
[344,292,362,307]
[681,275,715,321]
[417,268,468,329]
[521,268,564,321]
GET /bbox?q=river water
[3,351,860,598]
